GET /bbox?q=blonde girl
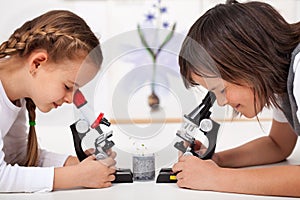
[0,10,116,192]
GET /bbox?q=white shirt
[0,81,69,192]
[273,52,300,123]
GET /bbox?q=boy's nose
[216,94,228,107]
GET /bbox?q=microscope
[70,89,133,183]
[156,91,220,183]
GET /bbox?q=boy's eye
[220,88,226,94]
[65,85,70,90]
[191,81,199,86]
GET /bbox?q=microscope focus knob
[75,119,90,134]
[199,119,213,132]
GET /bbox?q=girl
[173,0,300,197]
[0,10,116,192]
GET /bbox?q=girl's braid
[0,25,88,59]
[25,98,38,166]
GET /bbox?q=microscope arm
[199,119,219,159]
[70,121,87,161]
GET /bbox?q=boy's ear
[28,50,48,75]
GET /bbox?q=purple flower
[162,22,169,28]
[145,13,155,22]
[160,7,167,13]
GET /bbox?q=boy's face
[30,58,98,113]
[191,73,261,118]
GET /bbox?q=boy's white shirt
[0,81,69,192]
[273,52,300,125]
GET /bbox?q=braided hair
[0,10,103,166]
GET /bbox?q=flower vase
[136,0,176,111]
[148,60,160,110]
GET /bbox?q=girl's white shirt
[0,81,68,192]
[273,51,300,125]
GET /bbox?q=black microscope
[156,91,220,183]
[70,89,133,183]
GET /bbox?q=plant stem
[151,58,157,93]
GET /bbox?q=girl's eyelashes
[65,85,71,90]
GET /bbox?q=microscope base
[156,168,177,183]
[113,169,133,183]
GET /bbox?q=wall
[1,0,300,127]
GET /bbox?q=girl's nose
[64,91,73,104]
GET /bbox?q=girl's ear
[28,50,48,75]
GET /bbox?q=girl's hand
[76,155,116,188]
[100,150,117,167]
[64,156,80,166]
[172,155,220,190]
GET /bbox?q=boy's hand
[178,139,206,158]
[193,140,208,157]
[172,155,220,190]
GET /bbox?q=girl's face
[30,58,97,113]
[191,74,261,118]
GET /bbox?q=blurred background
[1,0,300,167]
[1,0,299,126]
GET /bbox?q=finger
[183,140,190,147]
[176,179,188,189]
[178,155,188,162]
[84,148,95,156]
[109,151,117,159]
[172,162,182,173]
[106,149,112,156]
[198,148,207,156]
[100,157,116,167]
[108,174,115,182]
[176,171,184,180]
[101,182,112,188]
[84,154,96,161]
[178,150,183,158]
[108,166,116,174]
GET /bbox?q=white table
[1,180,298,200]
[1,120,299,200]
